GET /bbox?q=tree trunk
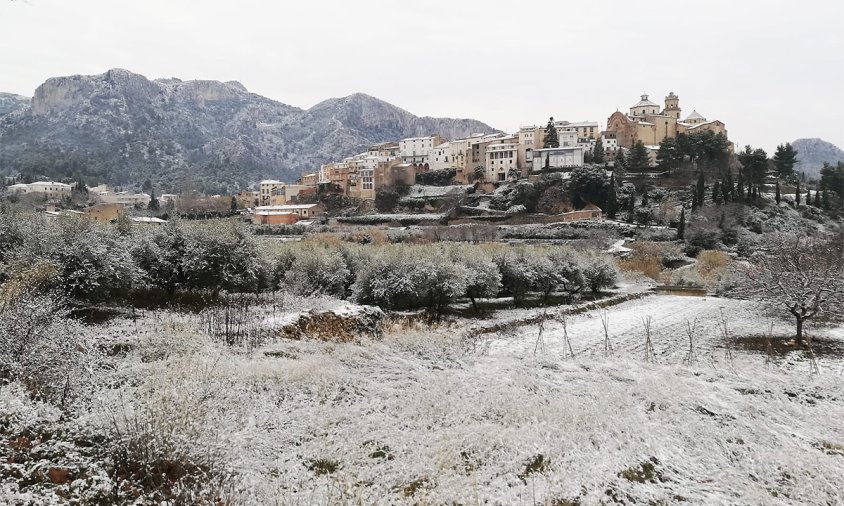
[795,317,804,347]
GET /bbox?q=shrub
[0,291,95,407]
[283,245,351,297]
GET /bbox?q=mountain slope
[792,138,844,179]
[0,93,28,118]
[0,69,497,192]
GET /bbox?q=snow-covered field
[4,295,843,504]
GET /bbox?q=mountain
[791,138,844,179]
[0,69,497,193]
[0,93,28,118]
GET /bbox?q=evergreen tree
[641,187,649,206]
[696,171,706,209]
[775,181,781,204]
[543,153,550,174]
[796,179,801,205]
[655,137,678,172]
[677,207,685,240]
[629,141,650,171]
[813,188,820,207]
[737,170,745,201]
[723,170,733,202]
[592,136,605,164]
[231,195,238,211]
[543,117,559,148]
[626,195,636,223]
[712,181,721,204]
[772,142,798,179]
[606,172,618,218]
[584,149,594,164]
[615,149,628,172]
[148,189,160,211]
[822,186,830,209]
[806,188,812,206]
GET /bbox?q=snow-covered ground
[4,295,843,505]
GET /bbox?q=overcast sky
[1,0,842,151]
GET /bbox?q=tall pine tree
[775,181,781,204]
[543,117,559,148]
[772,142,798,179]
[629,141,650,171]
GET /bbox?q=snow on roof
[632,94,659,108]
[685,110,705,121]
[131,217,167,223]
[257,204,319,210]
[31,181,72,187]
[260,179,284,185]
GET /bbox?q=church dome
[632,94,659,108]
[685,110,705,121]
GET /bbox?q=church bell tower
[664,92,681,119]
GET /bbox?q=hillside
[0,69,496,192]
[792,138,844,179]
[0,92,28,118]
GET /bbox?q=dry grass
[696,250,728,281]
[617,257,662,280]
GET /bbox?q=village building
[485,137,520,181]
[531,147,585,172]
[97,190,151,207]
[84,203,123,223]
[398,134,444,168]
[605,92,728,148]
[6,181,72,199]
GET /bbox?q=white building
[259,180,284,205]
[398,134,443,166]
[6,181,72,199]
[485,140,520,181]
[531,147,585,172]
[428,142,454,171]
[254,203,322,219]
[97,191,152,207]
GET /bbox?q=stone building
[605,92,727,148]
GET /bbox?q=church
[605,92,727,148]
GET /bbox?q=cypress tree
[814,188,820,207]
[593,136,605,164]
[806,188,812,206]
[677,207,685,240]
[642,187,649,206]
[723,171,733,202]
[606,173,618,218]
[713,181,721,204]
[775,181,781,204]
[796,179,801,205]
[696,171,706,208]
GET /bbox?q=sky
[1,0,842,152]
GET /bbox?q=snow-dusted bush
[283,244,351,297]
[0,291,96,407]
[579,250,619,293]
[494,247,537,304]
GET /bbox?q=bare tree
[740,234,844,347]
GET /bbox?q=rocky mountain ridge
[0,69,496,192]
[791,138,844,179]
